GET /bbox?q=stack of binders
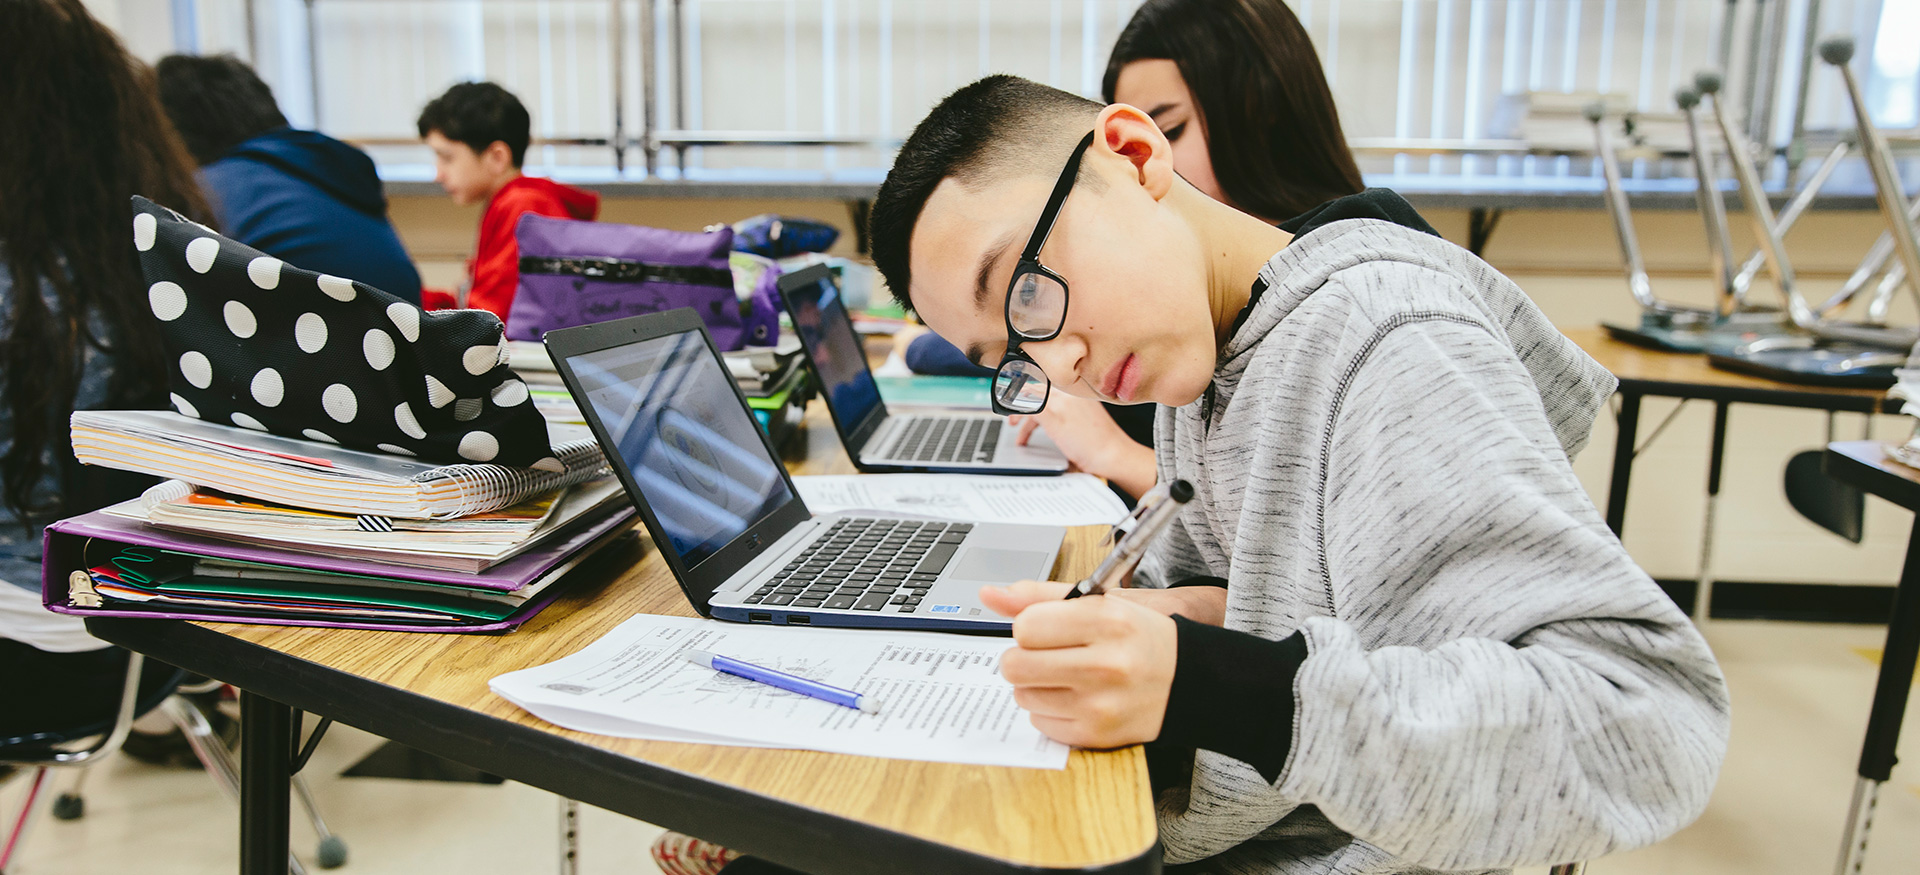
[42,410,638,632]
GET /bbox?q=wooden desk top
[1826,440,1920,511]
[1561,327,1894,412]
[93,400,1157,874]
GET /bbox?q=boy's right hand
[980,581,1227,626]
[980,581,1179,749]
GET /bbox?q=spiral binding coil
[415,438,611,519]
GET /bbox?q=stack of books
[43,410,638,632]
[1487,91,1689,156]
[723,334,812,450]
[511,334,813,449]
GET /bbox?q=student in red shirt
[415,82,599,320]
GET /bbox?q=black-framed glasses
[990,130,1096,416]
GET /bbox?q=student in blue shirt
[155,54,423,304]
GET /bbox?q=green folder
[874,376,991,409]
[92,548,521,621]
[147,577,519,621]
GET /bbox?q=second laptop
[778,263,1069,475]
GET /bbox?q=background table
[88,401,1159,875]
[1564,328,1897,622]
[1564,327,1893,536]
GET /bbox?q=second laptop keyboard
[744,518,973,613]
[887,416,1001,463]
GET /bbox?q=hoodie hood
[1227,218,1617,459]
[219,128,388,218]
[499,175,600,221]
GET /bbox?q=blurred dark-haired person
[156,54,423,304]
[1105,0,1364,223]
[0,0,213,737]
[904,0,1378,501]
[415,81,598,319]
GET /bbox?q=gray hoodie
[1136,218,1730,873]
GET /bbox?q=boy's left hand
[980,581,1178,749]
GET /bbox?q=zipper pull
[68,570,103,608]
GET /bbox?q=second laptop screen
[786,275,883,428]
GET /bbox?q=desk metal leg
[1694,402,1731,625]
[559,798,580,875]
[1834,514,1920,875]
[240,691,293,875]
[1605,392,1643,536]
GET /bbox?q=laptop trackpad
[948,548,1049,582]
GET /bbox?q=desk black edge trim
[1824,446,1920,511]
[1615,379,1896,413]
[83,617,1162,875]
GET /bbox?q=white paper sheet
[489,614,1069,769]
[792,473,1128,527]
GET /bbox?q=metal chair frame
[1702,56,1917,355]
[0,655,345,874]
[1589,96,1839,342]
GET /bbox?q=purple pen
[683,648,880,714]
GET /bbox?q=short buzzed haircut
[869,75,1102,314]
[416,81,532,168]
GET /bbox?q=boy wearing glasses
[869,76,1728,873]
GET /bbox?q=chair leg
[0,767,48,871]
[559,798,580,875]
[51,766,89,820]
[166,698,348,870]
[162,696,239,800]
[292,775,347,868]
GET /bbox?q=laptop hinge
[863,417,901,460]
[718,521,818,594]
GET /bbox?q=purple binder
[40,505,640,633]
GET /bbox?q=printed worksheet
[793,472,1127,527]
[489,615,1069,769]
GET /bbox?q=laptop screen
[784,272,884,430]
[564,329,794,567]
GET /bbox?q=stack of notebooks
[723,334,812,450]
[507,339,586,425]
[44,410,638,632]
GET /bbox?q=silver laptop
[778,264,1070,475]
[544,308,1064,631]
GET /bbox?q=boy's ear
[482,140,516,171]
[1094,103,1177,201]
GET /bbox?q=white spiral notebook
[71,410,607,520]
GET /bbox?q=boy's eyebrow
[973,229,1018,311]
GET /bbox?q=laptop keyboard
[744,518,974,613]
[889,417,1001,464]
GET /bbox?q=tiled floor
[3,620,1914,875]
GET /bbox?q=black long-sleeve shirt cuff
[1155,617,1309,783]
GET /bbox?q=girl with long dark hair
[1103,0,1364,222]
[0,0,215,733]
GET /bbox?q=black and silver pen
[1063,479,1193,599]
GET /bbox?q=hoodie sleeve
[1274,316,1729,870]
